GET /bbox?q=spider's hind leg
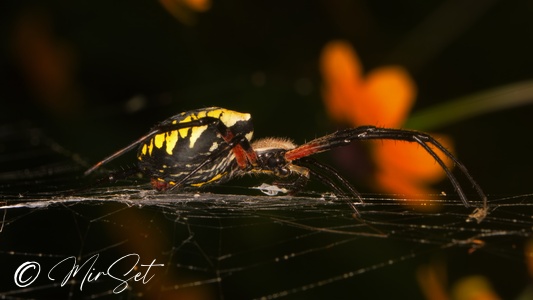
[99,166,142,186]
[70,166,143,196]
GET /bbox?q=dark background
[1,0,533,299]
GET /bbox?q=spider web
[0,122,531,299]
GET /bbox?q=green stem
[405,80,533,131]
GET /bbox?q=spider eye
[266,156,281,168]
[277,167,290,176]
[265,152,287,169]
[258,150,288,174]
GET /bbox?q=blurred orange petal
[375,170,435,197]
[525,238,533,278]
[183,0,211,11]
[322,80,363,124]
[417,260,449,300]
[159,0,211,25]
[372,135,454,182]
[320,40,457,200]
[320,40,363,123]
[356,66,416,127]
[451,276,501,300]
[321,41,416,129]
[320,40,363,85]
[371,136,454,210]
[374,169,442,211]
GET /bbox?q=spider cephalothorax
[250,138,296,176]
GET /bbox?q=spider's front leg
[285,125,487,221]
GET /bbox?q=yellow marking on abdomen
[208,109,251,127]
[190,172,226,187]
[178,128,189,139]
[141,144,147,156]
[188,125,208,148]
[154,133,165,148]
[165,130,178,155]
[148,139,154,156]
[150,130,181,155]
[138,138,155,158]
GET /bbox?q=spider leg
[269,160,361,216]
[169,133,255,190]
[286,126,487,214]
[84,128,160,175]
[295,157,362,200]
[84,117,223,175]
[67,166,142,196]
[214,120,258,169]
[295,157,362,216]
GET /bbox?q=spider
[85,107,487,221]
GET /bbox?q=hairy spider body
[85,107,487,219]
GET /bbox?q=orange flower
[417,260,501,300]
[320,40,454,208]
[159,0,211,25]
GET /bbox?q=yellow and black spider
[85,107,487,219]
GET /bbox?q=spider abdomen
[136,107,253,190]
